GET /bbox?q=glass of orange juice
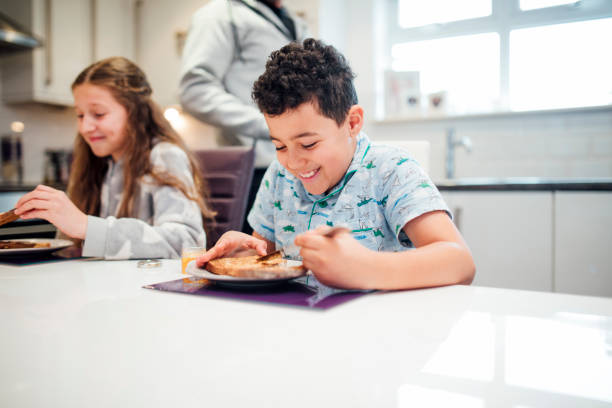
[181,246,206,274]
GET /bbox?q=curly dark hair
[252,38,358,126]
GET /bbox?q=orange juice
[181,247,206,274]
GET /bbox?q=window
[398,0,491,28]
[385,0,612,117]
[510,18,612,110]
[391,33,500,114]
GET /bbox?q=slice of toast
[205,253,306,279]
[0,240,51,249]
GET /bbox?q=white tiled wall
[0,90,219,184]
[328,0,612,182]
[366,108,612,181]
[4,90,609,186]
[1,0,611,185]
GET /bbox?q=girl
[15,57,215,259]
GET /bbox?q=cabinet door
[0,0,135,106]
[31,0,93,105]
[1,0,92,105]
[442,191,553,292]
[554,192,612,297]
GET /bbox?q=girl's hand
[14,185,88,239]
[196,230,268,267]
[295,225,378,289]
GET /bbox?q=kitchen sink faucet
[445,128,472,179]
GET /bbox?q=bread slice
[0,240,51,249]
[205,252,306,279]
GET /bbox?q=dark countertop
[3,179,612,194]
[0,184,38,192]
[0,183,66,193]
[435,177,612,191]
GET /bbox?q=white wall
[0,0,219,185]
[134,0,220,151]
[1,0,611,184]
[0,0,320,184]
[0,100,75,184]
[372,110,612,180]
[136,0,319,107]
[136,0,204,108]
[317,0,612,181]
[135,0,320,150]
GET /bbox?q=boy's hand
[196,231,268,267]
[295,226,377,289]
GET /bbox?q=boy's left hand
[294,226,377,289]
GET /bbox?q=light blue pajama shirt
[247,132,450,259]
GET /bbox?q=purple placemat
[143,276,371,310]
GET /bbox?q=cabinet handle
[453,206,462,231]
[91,0,97,61]
[44,0,53,86]
[135,0,144,63]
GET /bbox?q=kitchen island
[1,258,611,407]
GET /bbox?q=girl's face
[266,102,362,195]
[73,83,129,161]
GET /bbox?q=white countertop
[1,259,611,407]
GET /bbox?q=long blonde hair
[68,57,215,223]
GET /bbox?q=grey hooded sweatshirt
[82,142,206,259]
[179,0,308,168]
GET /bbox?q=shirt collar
[301,131,371,202]
[106,155,124,171]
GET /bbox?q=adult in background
[179,0,309,234]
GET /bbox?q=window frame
[385,0,612,112]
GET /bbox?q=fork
[257,225,351,261]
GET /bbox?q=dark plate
[185,260,306,289]
[0,238,73,256]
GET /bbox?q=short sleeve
[246,162,280,241]
[382,157,450,241]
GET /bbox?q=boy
[197,39,475,290]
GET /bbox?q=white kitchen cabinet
[1,0,92,105]
[554,192,612,297]
[442,191,553,292]
[0,0,134,106]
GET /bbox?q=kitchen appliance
[43,149,71,186]
[0,11,41,55]
[0,122,24,184]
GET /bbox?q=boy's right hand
[14,184,88,240]
[196,231,268,267]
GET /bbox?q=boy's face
[266,102,362,195]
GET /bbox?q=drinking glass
[181,246,206,274]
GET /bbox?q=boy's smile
[266,102,363,195]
